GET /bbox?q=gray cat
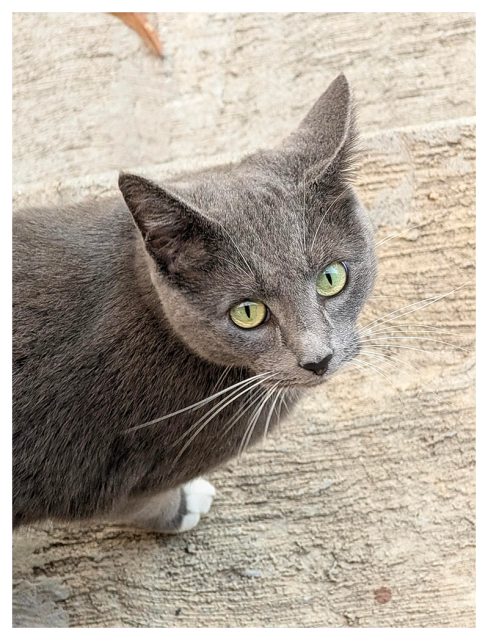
[13,74,376,533]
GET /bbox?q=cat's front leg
[109,478,216,533]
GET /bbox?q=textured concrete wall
[13,12,475,187]
[12,13,475,627]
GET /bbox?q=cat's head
[119,74,376,388]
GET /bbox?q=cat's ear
[284,73,357,185]
[119,173,219,274]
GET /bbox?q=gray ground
[12,12,475,627]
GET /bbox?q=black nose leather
[301,354,333,376]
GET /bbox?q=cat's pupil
[326,273,333,285]
[245,304,251,318]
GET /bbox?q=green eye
[316,261,348,297]
[230,300,268,329]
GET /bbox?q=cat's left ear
[283,73,358,185]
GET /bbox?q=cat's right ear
[119,173,218,274]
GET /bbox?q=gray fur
[12,74,376,529]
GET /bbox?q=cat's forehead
[172,158,365,283]
[208,176,310,264]
[189,166,300,219]
[195,170,356,255]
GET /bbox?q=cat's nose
[300,353,333,376]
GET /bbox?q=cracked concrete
[12,12,475,627]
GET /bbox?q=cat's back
[13,196,132,294]
[13,197,134,352]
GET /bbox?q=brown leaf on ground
[110,12,162,56]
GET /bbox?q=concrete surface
[12,12,475,627]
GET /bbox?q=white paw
[178,478,216,532]
[178,512,201,533]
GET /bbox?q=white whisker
[219,225,254,277]
[219,387,266,440]
[170,381,261,451]
[360,348,421,374]
[217,255,250,278]
[126,371,270,433]
[360,343,446,356]
[172,373,278,464]
[210,365,232,394]
[274,389,287,432]
[374,222,425,249]
[262,385,283,445]
[360,336,469,352]
[354,357,406,407]
[275,389,291,438]
[358,285,467,335]
[239,382,281,457]
[359,350,455,412]
[300,177,308,255]
[363,323,471,337]
[310,186,350,253]
[363,329,468,340]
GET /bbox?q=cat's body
[13,197,291,525]
[13,75,376,531]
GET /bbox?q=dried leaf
[110,12,162,57]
